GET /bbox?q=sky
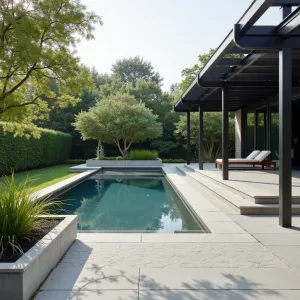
[78,0,283,91]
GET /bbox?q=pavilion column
[279,47,292,227]
[266,106,271,151]
[279,5,292,227]
[186,111,191,165]
[254,111,258,150]
[198,102,204,170]
[222,86,229,180]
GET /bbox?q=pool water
[54,176,205,233]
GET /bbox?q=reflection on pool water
[54,176,206,233]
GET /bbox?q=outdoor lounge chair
[215,150,276,170]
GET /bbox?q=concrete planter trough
[86,158,162,168]
[0,215,77,300]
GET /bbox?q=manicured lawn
[1,164,76,192]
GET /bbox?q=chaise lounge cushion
[216,150,271,164]
[246,150,260,159]
[216,158,259,163]
[254,150,271,162]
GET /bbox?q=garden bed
[0,215,77,300]
[0,218,62,263]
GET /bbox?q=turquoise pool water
[55,174,205,233]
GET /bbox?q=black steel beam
[200,51,267,88]
[234,24,300,50]
[222,86,229,180]
[279,47,292,227]
[273,0,300,5]
[218,58,243,65]
[186,111,191,165]
[277,6,300,36]
[238,0,274,36]
[198,102,204,170]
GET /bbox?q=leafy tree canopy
[111,56,163,86]
[180,48,216,91]
[175,112,235,161]
[73,93,162,157]
[180,49,245,91]
[0,0,102,136]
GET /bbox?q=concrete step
[183,165,300,205]
[254,196,300,204]
[177,166,300,215]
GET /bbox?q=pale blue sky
[78,1,282,90]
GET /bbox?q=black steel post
[186,111,191,165]
[198,102,204,170]
[266,105,271,151]
[254,111,258,150]
[241,111,246,158]
[278,4,292,227]
[222,86,229,180]
[264,110,267,149]
[279,47,292,227]
[243,112,248,157]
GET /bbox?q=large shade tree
[73,93,162,157]
[0,0,102,136]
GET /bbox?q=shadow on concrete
[138,272,281,300]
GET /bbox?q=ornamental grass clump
[129,149,158,160]
[0,173,61,258]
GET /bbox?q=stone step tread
[183,166,300,204]
[177,166,300,214]
[177,166,254,209]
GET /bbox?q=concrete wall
[235,109,242,158]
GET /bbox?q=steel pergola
[174,0,300,227]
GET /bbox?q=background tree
[180,48,216,91]
[111,56,163,86]
[175,112,235,162]
[0,0,102,136]
[73,93,162,158]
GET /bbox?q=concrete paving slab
[253,233,300,245]
[257,290,300,300]
[268,245,300,268]
[204,221,247,234]
[57,242,287,268]
[35,290,138,300]
[197,212,233,222]
[41,266,139,291]
[229,215,300,234]
[139,290,263,300]
[78,233,142,243]
[245,268,300,289]
[139,268,255,290]
[141,233,258,243]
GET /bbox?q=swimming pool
[54,169,207,233]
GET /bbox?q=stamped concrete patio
[34,164,300,299]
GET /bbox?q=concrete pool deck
[34,164,300,299]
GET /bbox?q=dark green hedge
[0,124,72,175]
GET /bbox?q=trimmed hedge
[162,158,185,163]
[0,124,72,175]
[129,150,158,160]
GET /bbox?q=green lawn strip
[1,164,76,192]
